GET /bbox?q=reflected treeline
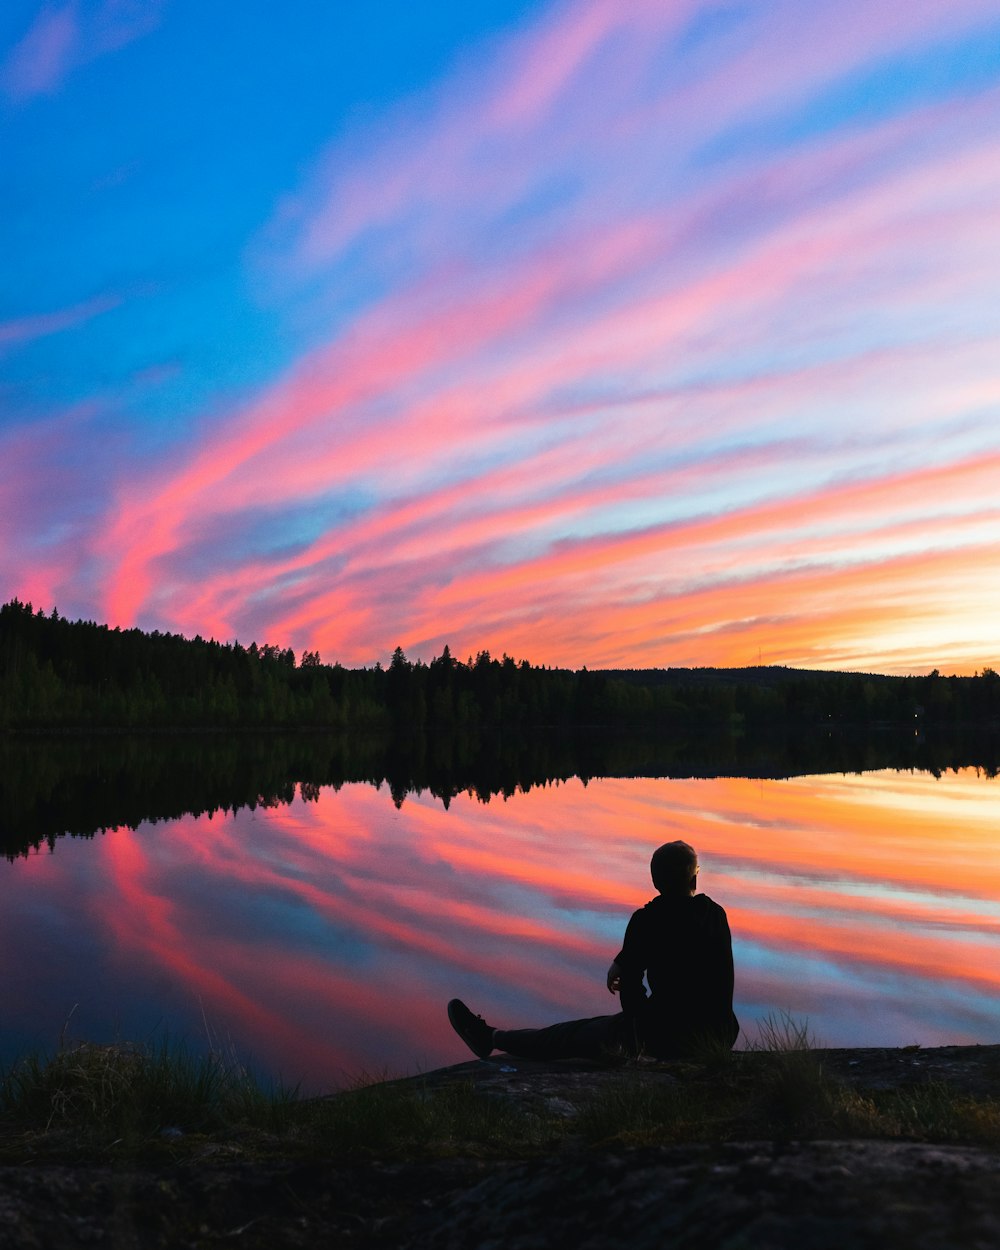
[2,727,997,859]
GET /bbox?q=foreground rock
[405,1139,1000,1250]
[2,1139,999,1249]
[411,1041,1000,1104]
[1,1045,997,1249]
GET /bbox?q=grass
[293,1072,545,1158]
[0,1039,545,1165]
[748,1009,817,1053]
[576,1014,1000,1150]
[867,1084,1000,1146]
[0,1037,298,1161]
[2,1019,999,1165]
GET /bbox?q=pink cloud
[0,294,121,350]
[285,0,1000,285]
[488,0,695,130]
[2,4,78,99]
[1,0,161,100]
[0,402,109,612]
[97,289,1000,665]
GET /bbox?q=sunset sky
[3,0,1000,673]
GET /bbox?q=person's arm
[715,909,735,1016]
[610,910,648,1014]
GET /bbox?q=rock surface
[406,1139,1000,1250]
[1,1045,998,1249]
[4,1138,1000,1249]
[414,1042,1000,1104]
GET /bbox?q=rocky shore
[2,1045,998,1249]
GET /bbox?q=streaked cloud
[0,294,121,350]
[3,0,1000,670]
[1,4,78,99]
[1,1,161,100]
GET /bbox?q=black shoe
[447,999,495,1059]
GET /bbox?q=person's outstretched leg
[448,999,635,1062]
[495,1013,633,1061]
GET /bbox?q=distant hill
[593,665,902,687]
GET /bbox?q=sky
[3,0,1000,674]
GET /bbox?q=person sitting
[447,840,739,1062]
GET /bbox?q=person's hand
[606,960,622,994]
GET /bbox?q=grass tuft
[0,1038,297,1155]
[739,1010,838,1136]
[747,1009,818,1053]
[869,1083,1000,1147]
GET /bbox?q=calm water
[2,767,998,1090]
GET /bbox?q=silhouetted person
[448,840,738,1062]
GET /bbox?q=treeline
[1,599,381,730]
[1,598,999,732]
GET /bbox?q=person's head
[650,840,699,896]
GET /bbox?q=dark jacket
[614,891,738,1057]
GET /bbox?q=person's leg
[494,1012,635,1061]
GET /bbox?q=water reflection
[1,764,997,1090]
[3,727,997,860]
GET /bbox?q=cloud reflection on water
[1,768,997,1090]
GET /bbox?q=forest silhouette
[2,598,998,733]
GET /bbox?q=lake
[1,750,998,1092]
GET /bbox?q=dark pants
[494,1009,740,1062]
[494,1012,638,1061]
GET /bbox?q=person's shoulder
[640,892,699,918]
[694,893,730,919]
[638,893,666,915]
[625,896,662,930]
[639,893,729,923]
